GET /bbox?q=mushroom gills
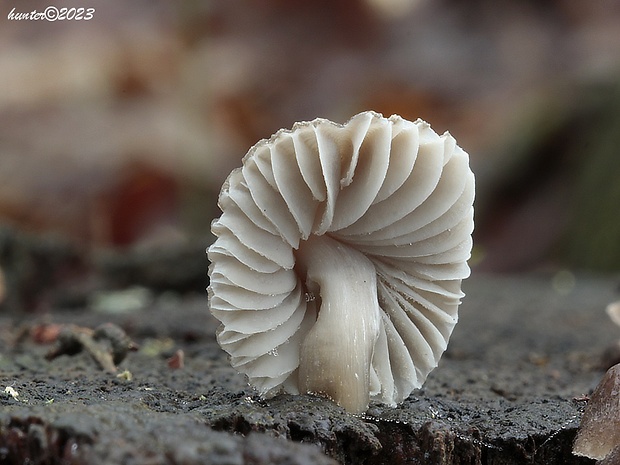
[295,233,381,414]
[207,111,475,413]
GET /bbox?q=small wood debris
[167,349,184,370]
[573,363,620,461]
[46,323,138,373]
[29,323,63,344]
[4,386,19,400]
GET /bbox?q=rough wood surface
[2,273,617,464]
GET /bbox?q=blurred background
[1,0,620,313]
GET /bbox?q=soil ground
[1,269,619,464]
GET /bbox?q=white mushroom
[207,111,475,413]
[606,300,620,328]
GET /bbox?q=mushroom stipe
[207,111,475,414]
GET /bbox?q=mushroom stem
[295,234,381,413]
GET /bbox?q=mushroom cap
[606,300,620,328]
[208,111,474,409]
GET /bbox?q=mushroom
[207,111,475,413]
[601,300,620,370]
[606,300,620,328]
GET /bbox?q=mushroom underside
[208,111,474,413]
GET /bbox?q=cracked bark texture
[1,273,617,464]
